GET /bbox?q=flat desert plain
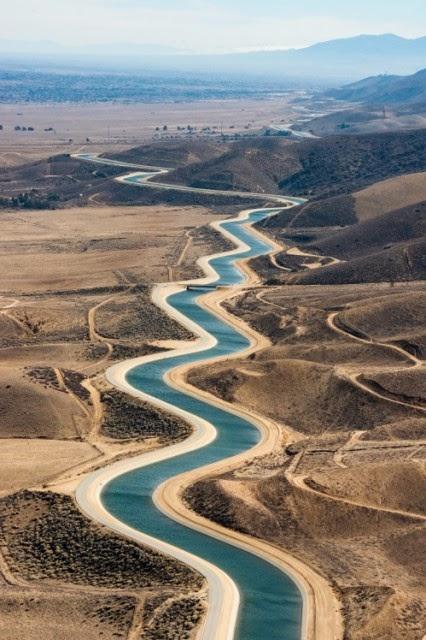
[0,97,296,165]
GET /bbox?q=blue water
[102,208,304,639]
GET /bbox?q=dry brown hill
[106,129,426,202]
[328,68,426,106]
[337,291,426,358]
[0,148,257,209]
[266,172,426,230]
[150,129,426,199]
[2,130,426,209]
[154,137,298,193]
[0,154,123,208]
[291,236,426,285]
[310,460,426,515]
[108,139,229,168]
[278,129,426,197]
[354,172,426,222]
[308,201,426,260]
[264,199,426,286]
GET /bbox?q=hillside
[263,172,426,230]
[293,69,426,137]
[328,68,426,106]
[107,140,229,169]
[354,172,426,221]
[254,170,426,286]
[274,201,426,286]
[2,129,426,210]
[291,236,426,285]
[338,291,426,358]
[156,129,426,199]
[0,147,259,209]
[294,106,426,136]
[0,154,123,208]
[155,137,298,194]
[308,201,426,260]
[278,129,426,197]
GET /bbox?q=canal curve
[75,155,308,639]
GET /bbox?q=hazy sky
[2,0,425,53]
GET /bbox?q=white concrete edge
[71,152,171,173]
[75,206,274,638]
[151,481,311,640]
[72,152,306,205]
[117,170,305,204]
[73,159,309,639]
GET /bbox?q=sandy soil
[0,204,227,293]
[354,172,426,222]
[0,590,135,640]
[0,440,98,493]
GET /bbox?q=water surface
[102,208,304,639]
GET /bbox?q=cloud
[1,0,424,53]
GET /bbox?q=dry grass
[0,591,136,640]
[0,491,202,590]
[0,99,294,150]
[354,172,426,222]
[186,278,426,639]
[0,440,98,492]
[0,204,225,294]
[0,490,206,640]
[0,367,88,439]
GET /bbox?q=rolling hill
[2,129,426,209]
[328,68,426,106]
[158,129,426,199]
[289,201,426,285]
[268,172,426,229]
[308,201,426,260]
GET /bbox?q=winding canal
[75,155,307,639]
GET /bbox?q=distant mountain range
[1,34,425,82]
[217,34,426,81]
[327,68,426,105]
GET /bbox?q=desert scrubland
[0,112,425,639]
[0,149,233,637]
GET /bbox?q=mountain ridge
[328,68,426,105]
[1,33,425,81]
